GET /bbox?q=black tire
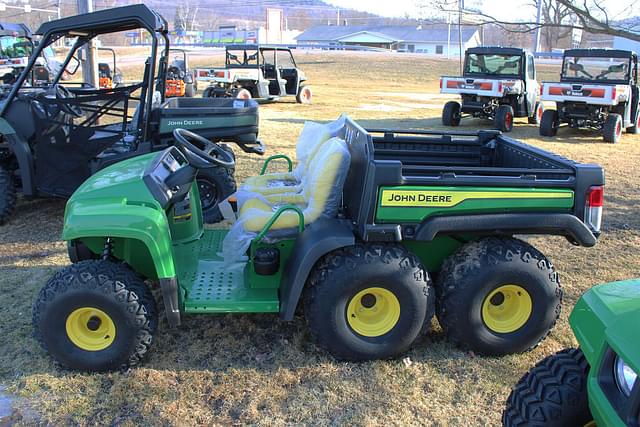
[603,113,622,143]
[627,104,640,134]
[435,237,561,355]
[185,83,195,98]
[503,348,591,427]
[539,109,559,137]
[442,101,461,126]
[528,101,544,125]
[494,104,515,132]
[32,260,157,372]
[304,243,434,361]
[203,87,214,98]
[0,165,17,225]
[296,84,312,104]
[197,165,237,224]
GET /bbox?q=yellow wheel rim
[65,307,116,351]
[481,285,532,334]
[347,287,401,337]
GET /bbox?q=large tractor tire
[603,113,623,143]
[435,237,561,355]
[494,104,515,132]
[197,165,237,224]
[503,348,592,427]
[0,166,17,225]
[442,101,462,126]
[185,82,195,98]
[528,101,544,125]
[304,243,434,361]
[32,260,157,372]
[296,84,313,104]
[540,109,559,137]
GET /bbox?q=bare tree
[421,0,640,43]
[534,0,573,50]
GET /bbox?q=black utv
[0,5,263,225]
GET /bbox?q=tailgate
[440,76,507,97]
[541,82,630,106]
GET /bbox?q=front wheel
[304,244,434,361]
[0,165,17,225]
[528,101,544,125]
[495,105,515,132]
[296,85,313,104]
[436,237,561,355]
[503,348,591,427]
[603,113,622,143]
[197,165,237,224]
[32,260,157,372]
[442,101,461,126]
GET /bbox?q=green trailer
[32,117,605,371]
[504,278,640,426]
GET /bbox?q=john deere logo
[380,189,573,208]
[167,120,204,126]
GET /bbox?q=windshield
[464,54,522,77]
[226,49,258,67]
[0,36,32,59]
[561,55,630,82]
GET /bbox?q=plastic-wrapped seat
[222,137,351,266]
[240,115,346,196]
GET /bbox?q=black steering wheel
[55,84,84,117]
[172,128,235,168]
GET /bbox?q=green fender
[62,199,176,279]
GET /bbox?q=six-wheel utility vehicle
[504,278,640,427]
[0,5,263,225]
[539,48,639,143]
[440,47,543,132]
[32,115,605,372]
[97,47,124,90]
[197,44,312,103]
[165,48,196,98]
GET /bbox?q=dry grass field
[1,49,639,426]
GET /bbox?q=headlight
[615,356,638,397]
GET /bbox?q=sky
[326,0,640,22]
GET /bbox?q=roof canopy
[36,4,166,38]
[564,48,636,59]
[466,46,527,56]
[0,22,31,38]
[225,44,291,51]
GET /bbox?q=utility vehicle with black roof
[504,278,640,427]
[0,5,264,225]
[197,44,312,103]
[440,47,543,132]
[31,114,605,371]
[164,48,196,98]
[0,22,58,86]
[539,48,639,143]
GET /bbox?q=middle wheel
[304,244,434,361]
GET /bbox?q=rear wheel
[0,165,17,225]
[304,244,433,360]
[503,348,591,427]
[32,260,157,372]
[436,237,561,355]
[540,109,559,137]
[528,101,544,125]
[296,85,313,104]
[603,113,622,143]
[203,87,215,98]
[197,165,237,224]
[235,88,252,100]
[495,105,515,132]
[442,101,461,126]
[627,107,640,134]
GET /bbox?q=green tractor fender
[0,118,36,196]
[279,218,355,320]
[62,200,176,279]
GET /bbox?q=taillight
[214,70,225,78]
[611,87,617,100]
[439,78,442,89]
[198,70,208,77]
[498,82,503,93]
[585,186,603,233]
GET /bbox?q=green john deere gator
[32,116,605,371]
[504,278,640,427]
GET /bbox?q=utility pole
[458,0,463,74]
[76,0,98,88]
[533,0,543,53]
[336,9,340,26]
